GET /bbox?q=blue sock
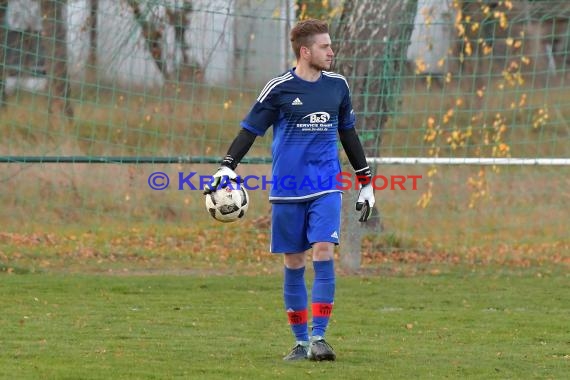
[284,266,309,342]
[311,260,335,338]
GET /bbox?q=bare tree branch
[126,0,167,76]
[0,0,8,107]
[41,0,74,119]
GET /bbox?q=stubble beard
[310,60,332,72]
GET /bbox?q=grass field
[1,270,568,379]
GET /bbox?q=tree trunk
[0,0,8,107]
[42,0,74,119]
[334,0,418,157]
[89,0,98,69]
[170,3,193,62]
[334,0,418,270]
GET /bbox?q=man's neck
[294,64,321,82]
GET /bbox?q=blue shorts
[270,192,342,254]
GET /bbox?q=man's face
[304,33,334,71]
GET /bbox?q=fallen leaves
[0,224,568,275]
[360,238,570,273]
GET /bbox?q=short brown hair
[290,19,329,60]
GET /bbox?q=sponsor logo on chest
[304,112,330,123]
[297,111,333,132]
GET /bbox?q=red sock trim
[287,309,308,325]
[312,303,333,318]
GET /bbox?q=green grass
[0,272,568,379]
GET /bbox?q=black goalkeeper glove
[356,184,375,222]
[355,168,376,222]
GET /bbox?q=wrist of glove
[355,173,376,222]
[203,166,238,194]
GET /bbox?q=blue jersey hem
[269,189,343,203]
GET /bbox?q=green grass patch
[0,273,568,379]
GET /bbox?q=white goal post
[366,157,570,166]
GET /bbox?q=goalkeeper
[204,18,376,361]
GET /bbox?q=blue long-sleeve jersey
[240,68,356,203]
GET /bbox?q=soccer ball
[205,181,249,223]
